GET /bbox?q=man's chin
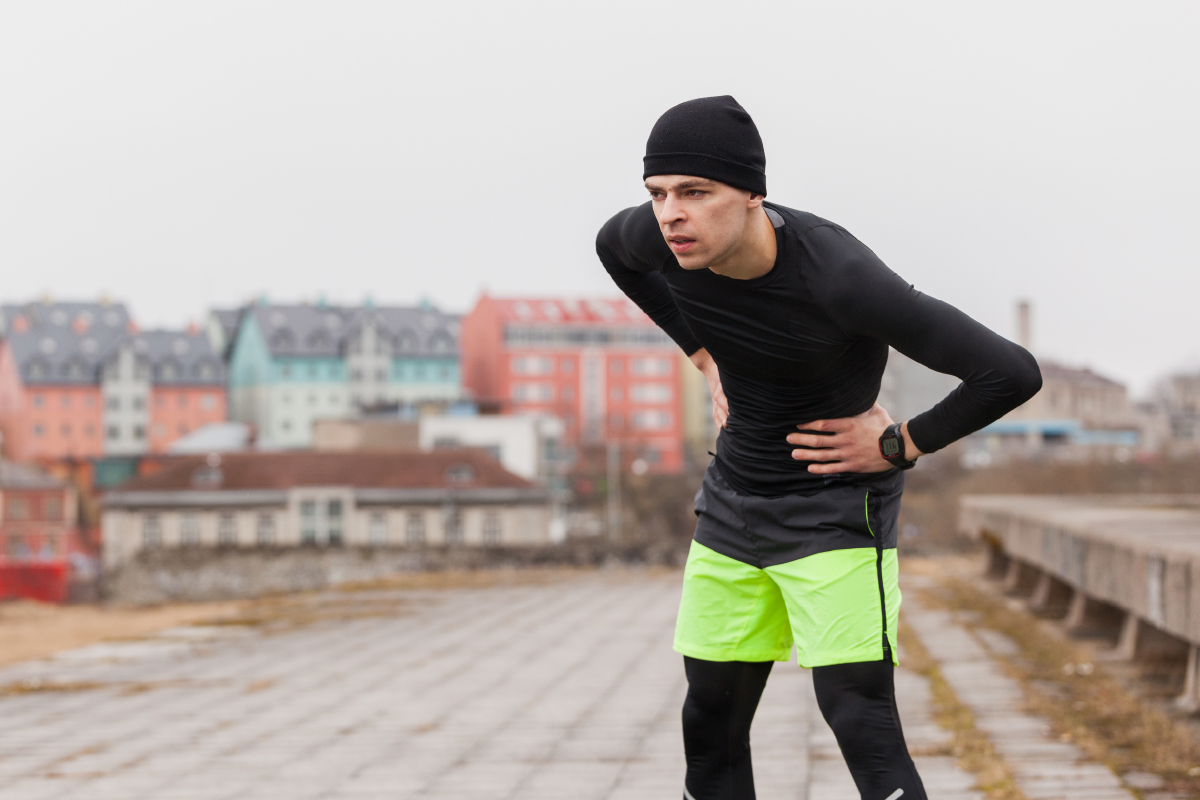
[673,253,711,271]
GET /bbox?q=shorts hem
[797,644,899,669]
[673,640,791,663]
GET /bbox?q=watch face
[882,436,901,458]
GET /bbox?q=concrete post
[1064,589,1088,630]
[1115,613,1140,661]
[1030,573,1052,608]
[1177,645,1200,712]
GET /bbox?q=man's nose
[660,193,686,223]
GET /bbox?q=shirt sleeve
[798,224,1042,454]
[595,202,702,356]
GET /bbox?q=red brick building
[461,295,685,473]
[0,301,226,461]
[0,461,83,602]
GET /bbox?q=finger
[793,448,842,462]
[786,433,847,448]
[806,461,846,474]
[797,419,852,433]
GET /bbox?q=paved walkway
[0,569,984,800]
[903,575,1139,800]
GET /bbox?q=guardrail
[959,494,1200,709]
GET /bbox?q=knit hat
[643,96,767,196]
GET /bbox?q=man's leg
[813,658,927,800]
[682,656,773,800]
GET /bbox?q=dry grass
[0,599,239,668]
[899,619,1027,799]
[920,566,1200,797]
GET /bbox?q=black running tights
[681,656,927,800]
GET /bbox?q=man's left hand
[786,402,923,474]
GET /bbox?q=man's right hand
[689,348,729,429]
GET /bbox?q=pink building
[0,301,226,462]
[461,295,685,473]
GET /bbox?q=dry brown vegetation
[913,559,1200,797]
[899,621,1026,799]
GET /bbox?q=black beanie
[643,96,767,196]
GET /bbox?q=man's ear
[747,192,765,210]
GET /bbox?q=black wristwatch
[878,423,918,470]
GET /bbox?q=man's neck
[706,207,777,280]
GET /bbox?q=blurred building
[0,300,225,461]
[0,460,84,602]
[460,295,684,472]
[222,302,461,448]
[877,348,961,424]
[1158,372,1200,442]
[965,360,1142,465]
[101,449,551,568]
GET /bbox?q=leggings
[681,656,927,800]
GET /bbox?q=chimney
[1016,299,1032,352]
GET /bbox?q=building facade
[101,450,551,568]
[0,461,79,562]
[224,303,461,447]
[0,301,226,461]
[460,296,685,472]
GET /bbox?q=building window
[560,359,574,374]
[562,387,575,401]
[609,413,624,430]
[181,514,200,546]
[6,497,28,520]
[631,357,671,376]
[85,395,95,407]
[44,496,62,521]
[443,507,463,545]
[300,500,317,544]
[631,411,672,431]
[32,395,45,408]
[218,513,237,546]
[609,359,623,375]
[60,424,71,436]
[6,535,29,560]
[201,394,216,410]
[107,396,119,410]
[178,424,189,436]
[630,383,673,403]
[133,425,146,440]
[406,512,425,545]
[85,424,96,437]
[107,425,120,440]
[143,514,163,548]
[482,512,502,545]
[512,356,553,375]
[43,534,59,559]
[132,397,144,410]
[369,512,387,545]
[327,500,343,545]
[32,424,44,437]
[177,395,188,408]
[609,387,623,401]
[256,513,275,546]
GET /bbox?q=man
[596,96,1041,800]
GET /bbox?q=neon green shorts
[673,463,903,668]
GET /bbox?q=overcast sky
[1,2,1196,395]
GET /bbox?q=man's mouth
[667,236,696,254]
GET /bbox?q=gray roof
[0,300,224,386]
[0,460,65,489]
[245,303,460,359]
[0,301,133,385]
[131,329,226,386]
[208,308,245,359]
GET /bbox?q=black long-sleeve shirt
[596,201,1042,496]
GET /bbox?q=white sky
[1,2,1196,395]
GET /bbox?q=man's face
[645,176,761,271]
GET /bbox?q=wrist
[900,422,925,459]
[879,422,919,470]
